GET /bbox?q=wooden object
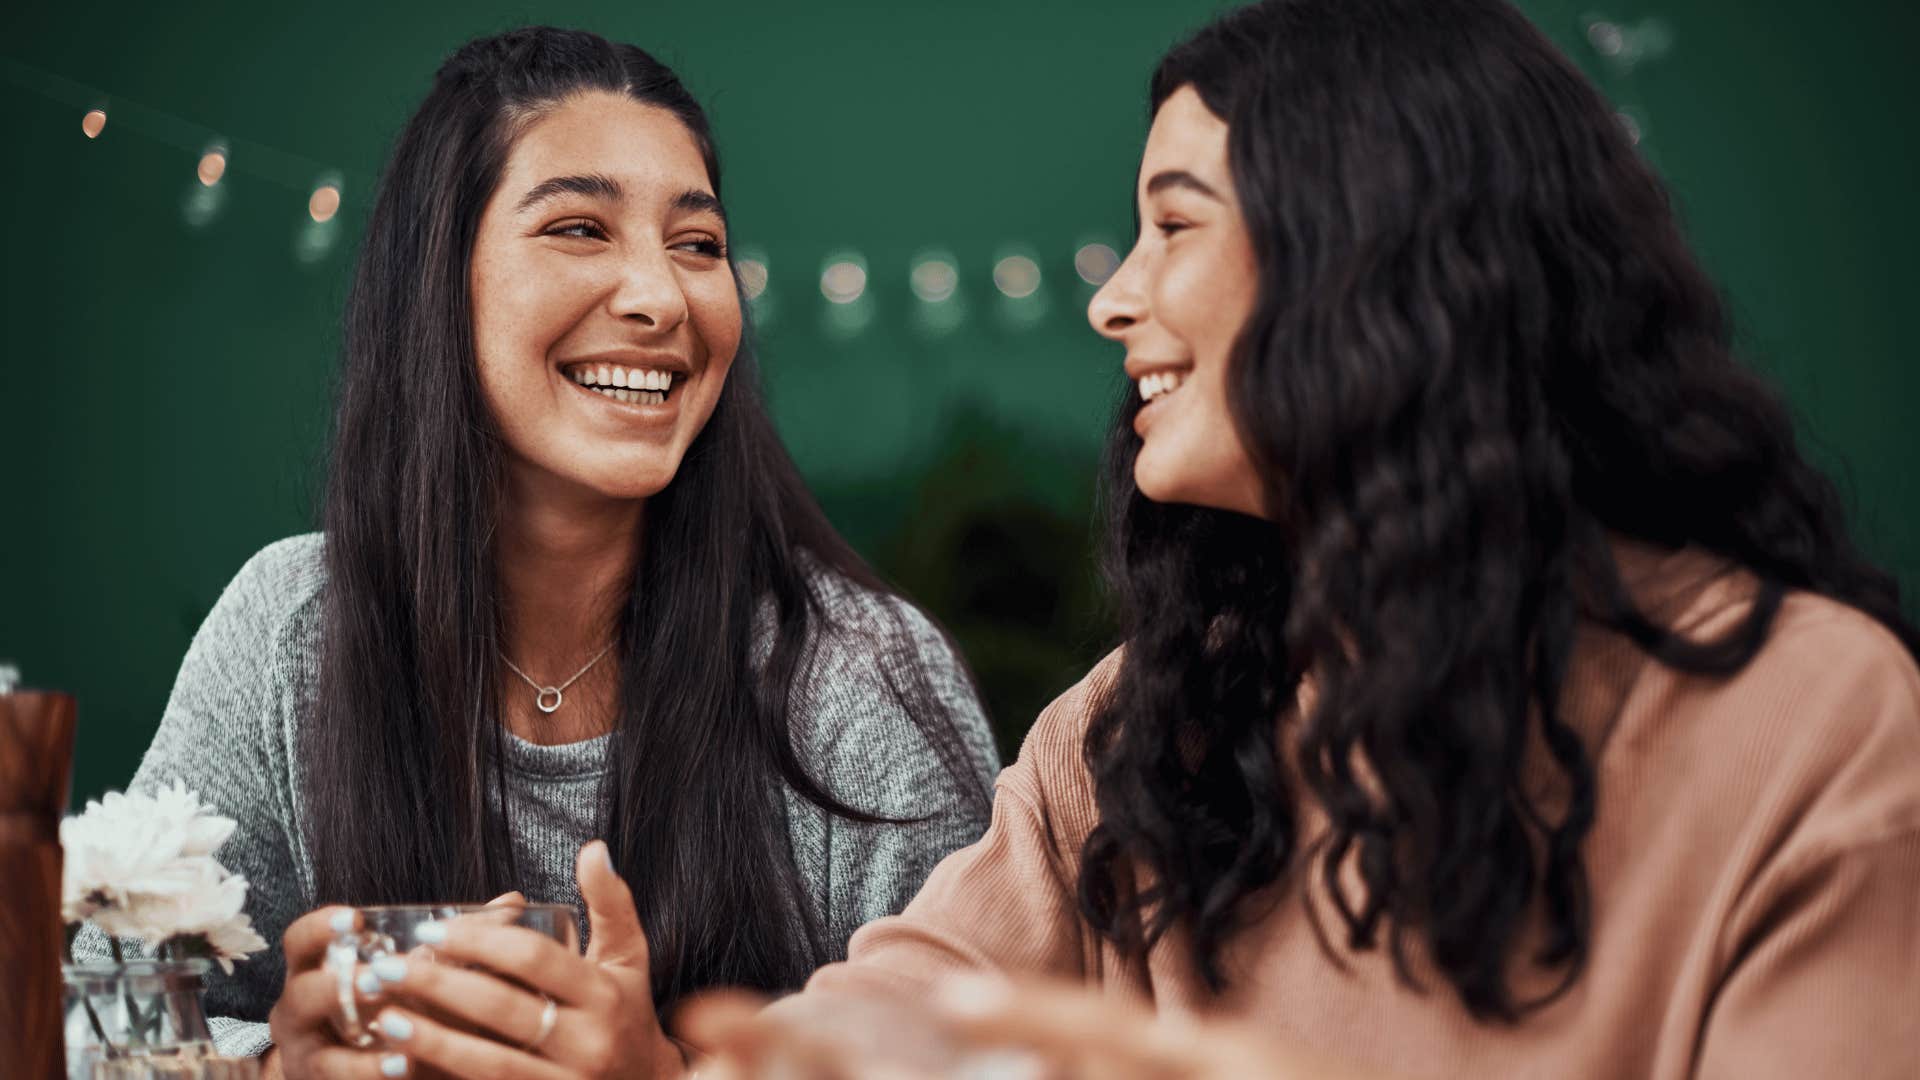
[0,673,78,1080]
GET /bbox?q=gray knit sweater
[75,534,999,1058]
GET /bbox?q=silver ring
[325,937,378,1049]
[521,995,558,1054]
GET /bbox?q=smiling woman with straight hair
[75,25,997,1080]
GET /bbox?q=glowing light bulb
[738,257,770,301]
[197,148,228,187]
[1074,243,1120,286]
[1587,20,1625,57]
[820,258,867,304]
[910,257,959,303]
[308,184,341,223]
[993,254,1041,299]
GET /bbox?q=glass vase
[62,959,216,1080]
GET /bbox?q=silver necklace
[500,644,614,714]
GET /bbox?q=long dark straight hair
[307,27,986,1005]
[1077,0,1918,1021]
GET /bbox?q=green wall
[3,1,1914,803]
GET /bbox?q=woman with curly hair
[696,0,1920,1075]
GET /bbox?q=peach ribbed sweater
[808,547,1920,1077]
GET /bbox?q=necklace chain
[501,644,614,715]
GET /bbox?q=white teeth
[1138,370,1188,402]
[572,365,678,399]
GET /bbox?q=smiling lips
[565,362,679,406]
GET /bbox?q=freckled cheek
[689,287,744,375]
[475,264,596,374]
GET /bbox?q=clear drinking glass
[324,903,580,1048]
[63,959,216,1080]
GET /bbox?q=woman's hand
[679,975,1368,1080]
[268,891,529,1079]
[269,903,408,1079]
[365,840,684,1079]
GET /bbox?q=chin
[581,459,679,501]
[1132,456,1186,506]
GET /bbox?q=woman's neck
[492,466,642,742]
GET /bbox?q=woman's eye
[547,221,607,240]
[1155,220,1191,238]
[673,237,727,258]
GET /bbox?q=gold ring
[521,994,558,1054]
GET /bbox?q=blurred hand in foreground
[675,974,1366,1080]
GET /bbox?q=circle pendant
[536,687,563,714]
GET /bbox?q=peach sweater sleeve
[803,656,1116,1002]
[1692,619,1920,1078]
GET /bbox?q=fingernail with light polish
[329,909,355,934]
[372,955,408,983]
[356,969,383,997]
[379,1013,414,1042]
[380,1054,409,1078]
[414,920,447,945]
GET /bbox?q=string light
[81,109,106,139]
[1617,110,1644,145]
[909,250,965,337]
[910,255,959,304]
[307,182,341,223]
[738,256,770,301]
[1074,243,1120,287]
[993,254,1042,300]
[196,145,228,187]
[820,257,868,305]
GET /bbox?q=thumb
[485,890,527,906]
[577,839,648,969]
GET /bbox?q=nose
[1087,244,1147,342]
[608,248,689,332]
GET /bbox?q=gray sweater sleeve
[72,536,323,1058]
[784,582,1002,956]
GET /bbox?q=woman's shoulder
[1019,647,1125,759]
[191,533,329,673]
[213,533,328,631]
[988,649,1125,848]
[786,561,999,786]
[1613,561,1920,862]
[1730,588,1920,800]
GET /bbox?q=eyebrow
[1144,169,1224,201]
[671,189,727,224]
[514,173,727,225]
[515,173,625,213]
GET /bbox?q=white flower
[123,868,269,974]
[59,781,264,970]
[61,781,237,926]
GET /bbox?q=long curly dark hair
[1077,0,1918,1021]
